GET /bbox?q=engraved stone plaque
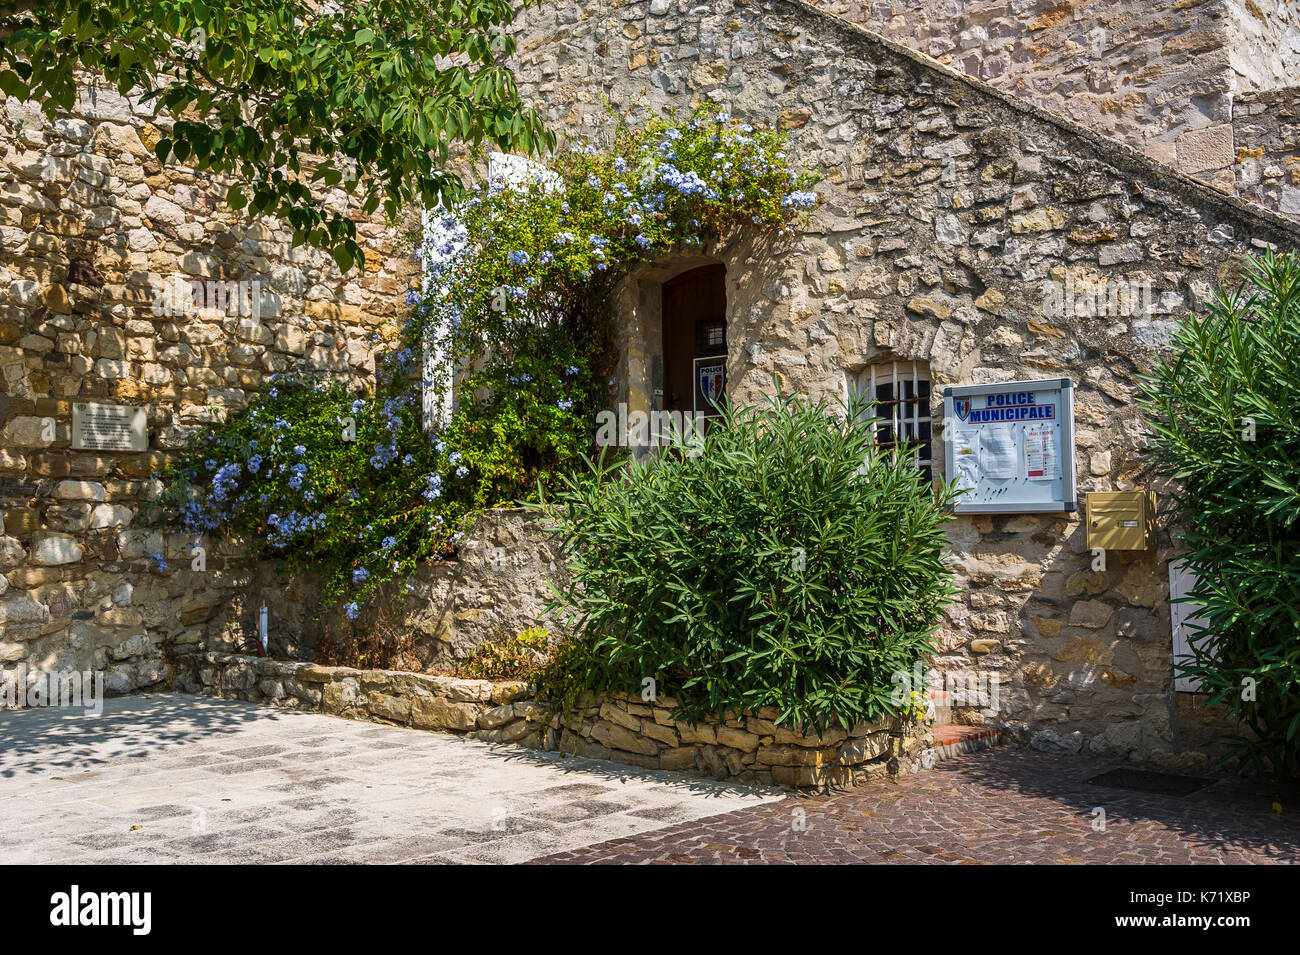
[71,402,147,452]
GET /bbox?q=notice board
[942,378,1077,514]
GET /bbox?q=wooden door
[662,265,726,415]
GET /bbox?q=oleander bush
[536,390,958,735]
[1141,249,1300,777]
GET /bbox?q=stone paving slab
[528,748,1300,864]
[0,695,781,864]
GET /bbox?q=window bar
[892,360,900,462]
[911,361,920,468]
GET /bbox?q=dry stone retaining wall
[178,652,930,789]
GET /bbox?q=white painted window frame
[852,360,933,474]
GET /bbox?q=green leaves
[0,0,554,269]
[1140,250,1300,777]
[537,390,958,736]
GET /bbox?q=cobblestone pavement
[531,748,1300,864]
[0,696,779,864]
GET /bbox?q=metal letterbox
[1086,491,1156,551]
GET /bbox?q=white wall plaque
[71,402,147,452]
[942,378,1077,514]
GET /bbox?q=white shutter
[1169,559,1207,692]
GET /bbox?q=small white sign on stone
[71,402,147,452]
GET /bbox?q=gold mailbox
[1086,491,1157,551]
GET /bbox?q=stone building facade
[507,0,1300,765]
[3,0,1300,768]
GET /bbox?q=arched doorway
[661,264,727,416]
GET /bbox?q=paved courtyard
[0,696,780,864]
[3,695,1298,865]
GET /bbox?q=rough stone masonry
[3,0,1300,771]
[506,0,1300,767]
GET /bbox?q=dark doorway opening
[662,264,726,416]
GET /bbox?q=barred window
[853,360,933,481]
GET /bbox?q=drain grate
[1086,768,1215,797]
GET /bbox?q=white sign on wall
[942,378,1077,514]
[71,402,147,452]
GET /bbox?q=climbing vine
[156,105,821,622]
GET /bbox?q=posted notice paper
[1024,422,1059,481]
[979,424,1017,480]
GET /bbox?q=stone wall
[0,79,418,686]
[510,0,1300,766]
[1232,86,1300,218]
[1226,0,1300,92]
[340,507,569,673]
[176,652,931,788]
[803,0,1300,213]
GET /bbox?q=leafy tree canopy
[0,0,553,271]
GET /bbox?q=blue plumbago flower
[448,451,462,465]
[658,164,717,199]
[554,231,575,245]
[627,213,643,227]
[381,536,397,551]
[212,462,241,503]
[405,288,420,306]
[204,459,217,470]
[423,473,443,501]
[538,251,554,266]
[782,190,819,210]
[294,445,307,456]
[455,465,469,478]
[288,474,303,490]
[557,399,573,411]
[635,233,651,249]
[352,567,370,584]
[350,398,366,415]
[507,250,530,267]
[269,388,278,399]
[402,454,415,466]
[149,552,168,572]
[344,602,360,621]
[586,174,600,188]
[613,157,628,172]
[433,439,447,453]
[247,454,263,474]
[249,440,258,450]
[565,365,579,376]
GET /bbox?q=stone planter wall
[177,652,931,789]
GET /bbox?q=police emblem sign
[942,377,1077,514]
[694,356,726,416]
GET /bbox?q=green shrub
[535,390,958,735]
[1141,250,1300,777]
